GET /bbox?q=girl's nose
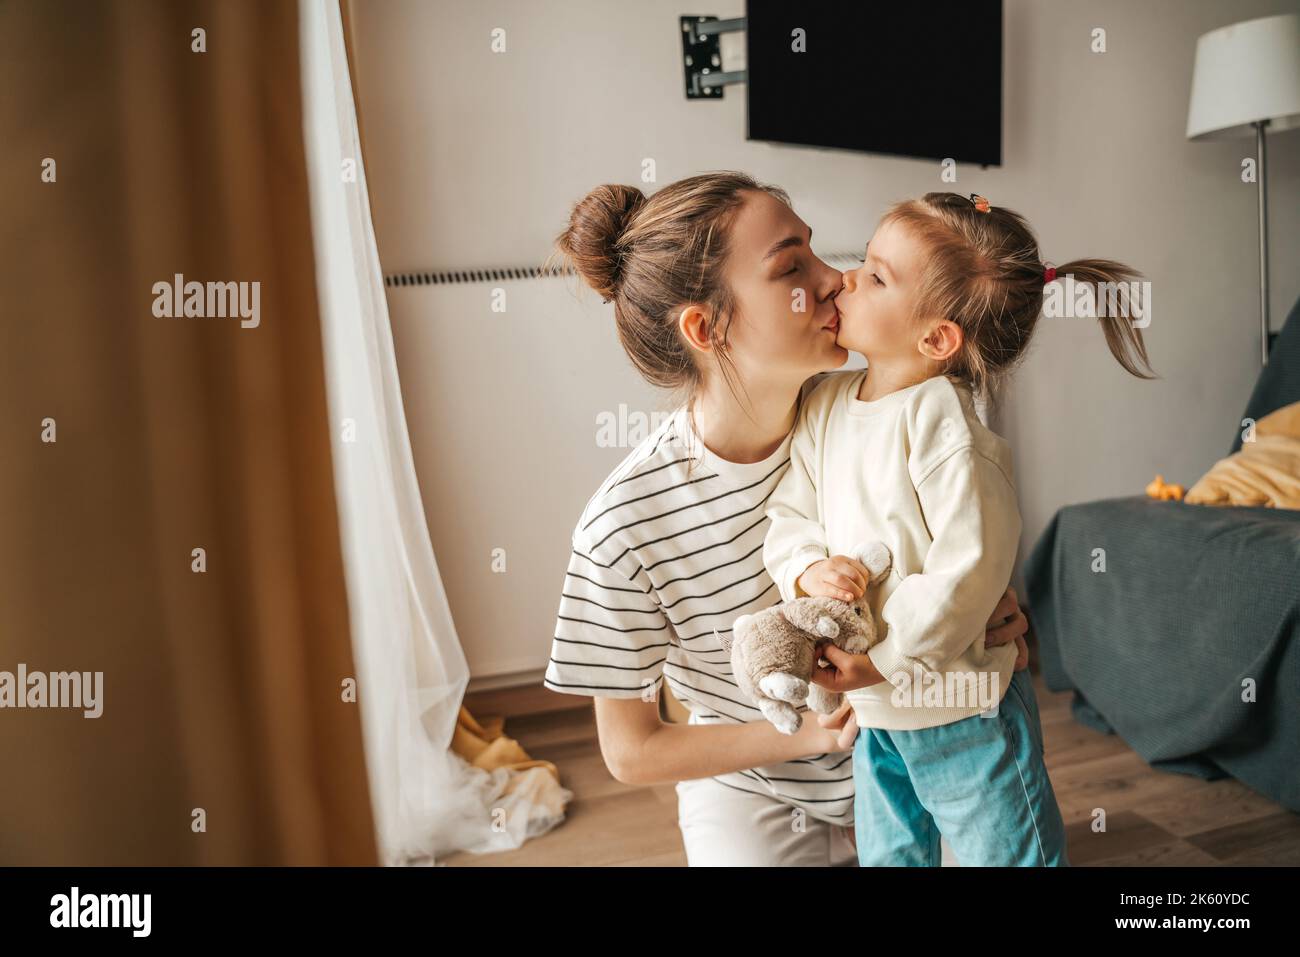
[841,270,856,293]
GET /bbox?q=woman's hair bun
[555,184,647,301]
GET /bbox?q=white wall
[349,0,1300,681]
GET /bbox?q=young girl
[763,191,1155,867]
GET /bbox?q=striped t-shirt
[544,375,854,825]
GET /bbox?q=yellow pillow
[1185,400,1300,509]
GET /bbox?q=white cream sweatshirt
[764,369,1022,731]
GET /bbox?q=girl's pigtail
[1054,258,1157,379]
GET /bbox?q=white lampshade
[1186,13,1300,140]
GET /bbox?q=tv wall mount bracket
[681,15,747,98]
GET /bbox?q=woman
[543,172,1029,866]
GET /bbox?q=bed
[1023,295,1300,811]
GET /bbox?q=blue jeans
[852,668,1069,866]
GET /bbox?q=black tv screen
[745,0,1003,166]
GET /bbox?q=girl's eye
[872,274,885,287]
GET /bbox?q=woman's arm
[549,533,857,786]
[592,695,856,787]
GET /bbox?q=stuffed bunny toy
[718,541,892,735]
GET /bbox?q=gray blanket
[1023,494,1300,811]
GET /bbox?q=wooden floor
[443,672,1300,866]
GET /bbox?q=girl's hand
[797,555,870,602]
[985,585,1030,671]
[808,642,885,692]
[796,699,858,754]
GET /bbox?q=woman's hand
[796,555,870,602]
[796,699,858,754]
[802,582,1029,695]
[808,642,885,692]
[985,585,1030,671]
[808,583,1029,689]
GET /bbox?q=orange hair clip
[969,193,991,213]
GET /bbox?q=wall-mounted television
[745,0,1003,166]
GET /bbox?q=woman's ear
[917,319,962,363]
[677,304,714,354]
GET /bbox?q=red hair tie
[1043,265,1057,284]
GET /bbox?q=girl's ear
[677,304,714,354]
[918,319,963,363]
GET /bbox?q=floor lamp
[1187,13,1300,366]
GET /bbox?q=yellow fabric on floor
[1186,400,1300,509]
[451,706,566,803]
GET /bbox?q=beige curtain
[0,0,377,865]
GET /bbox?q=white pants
[675,776,959,867]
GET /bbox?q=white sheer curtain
[297,0,482,866]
